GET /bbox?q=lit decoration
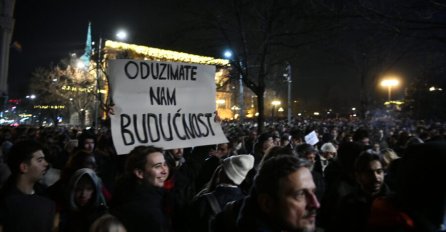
[19,114,32,117]
[61,85,106,93]
[104,40,230,66]
[384,100,404,105]
[34,105,65,109]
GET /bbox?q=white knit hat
[222,154,255,185]
[321,142,337,153]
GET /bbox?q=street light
[271,100,281,120]
[223,49,244,121]
[380,78,400,102]
[116,30,128,41]
[93,28,129,128]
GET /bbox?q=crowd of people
[0,116,445,232]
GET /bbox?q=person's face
[272,167,320,232]
[322,151,336,160]
[274,137,281,146]
[356,160,384,196]
[361,137,370,146]
[262,137,274,152]
[169,148,184,160]
[74,176,95,207]
[83,138,95,153]
[142,152,169,187]
[331,129,338,139]
[217,143,231,156]
[23,150,48,182]
[305,152,317,166]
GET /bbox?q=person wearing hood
[58,168,108,232]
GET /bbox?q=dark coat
[235,193,282,232]
[190,186,245,232]
[328,184,392,232]
[0,183,56,232]
[111,181,170,232]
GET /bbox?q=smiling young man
[111,145,170,232]
[0,140,56,232]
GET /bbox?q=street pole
[387,86,392,102]
[0,0,16,110]
[94,37,102,129]
[286,62,292,123]
[238,61,244,122]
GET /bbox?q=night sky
[8,0,446,112]
[9,0,195,98]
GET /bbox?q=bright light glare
[116,30,128,41]
[223,50,232,59]
[271,100,281,106]
[76,60,85,69]
[381,79,399,87]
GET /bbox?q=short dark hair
[125,145,164,176]
[255,155,310,199]
[78,131,96,148]
[354,151,384,172]
[7,139,43,177]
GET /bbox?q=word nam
[149,87,176,105]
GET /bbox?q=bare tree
[177,0,337,132]
[29,62,96,127]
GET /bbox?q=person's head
[90,214,127,232]
[354,151,385,196]
[78,132,96,153]
[280,134,291,147]
[353,128,370,146]
[290,129,304,145]
[125,146,169,188]
[395,141,446,230]
[167,148,184,160]
[255,155,320,232]
[259,145,295,167]
[68,150,98,171]
[221,154,254,185]
[7,139,48,183]
[256,133,275,154]
[296,144,318,168]
[320,142,337,160]
[217,143,233,157]
[380,148,399,169]
[68,168,104,210]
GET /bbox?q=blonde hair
[90,214,126,232]
[380,148,399,168]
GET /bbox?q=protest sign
[304,130,319,146]
[108,59,228,155]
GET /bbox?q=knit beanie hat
[321,142,337,153]
[222,154,255,185]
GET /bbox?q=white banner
[108,59,228,155]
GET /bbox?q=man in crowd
[237,155,321,232]
[0,140,56,232]
[328,151,391,232]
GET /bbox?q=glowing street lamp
[381,78,400,102]
[271,100,281,120]
[116,30,128,41]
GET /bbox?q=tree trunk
[257,92,265,134]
